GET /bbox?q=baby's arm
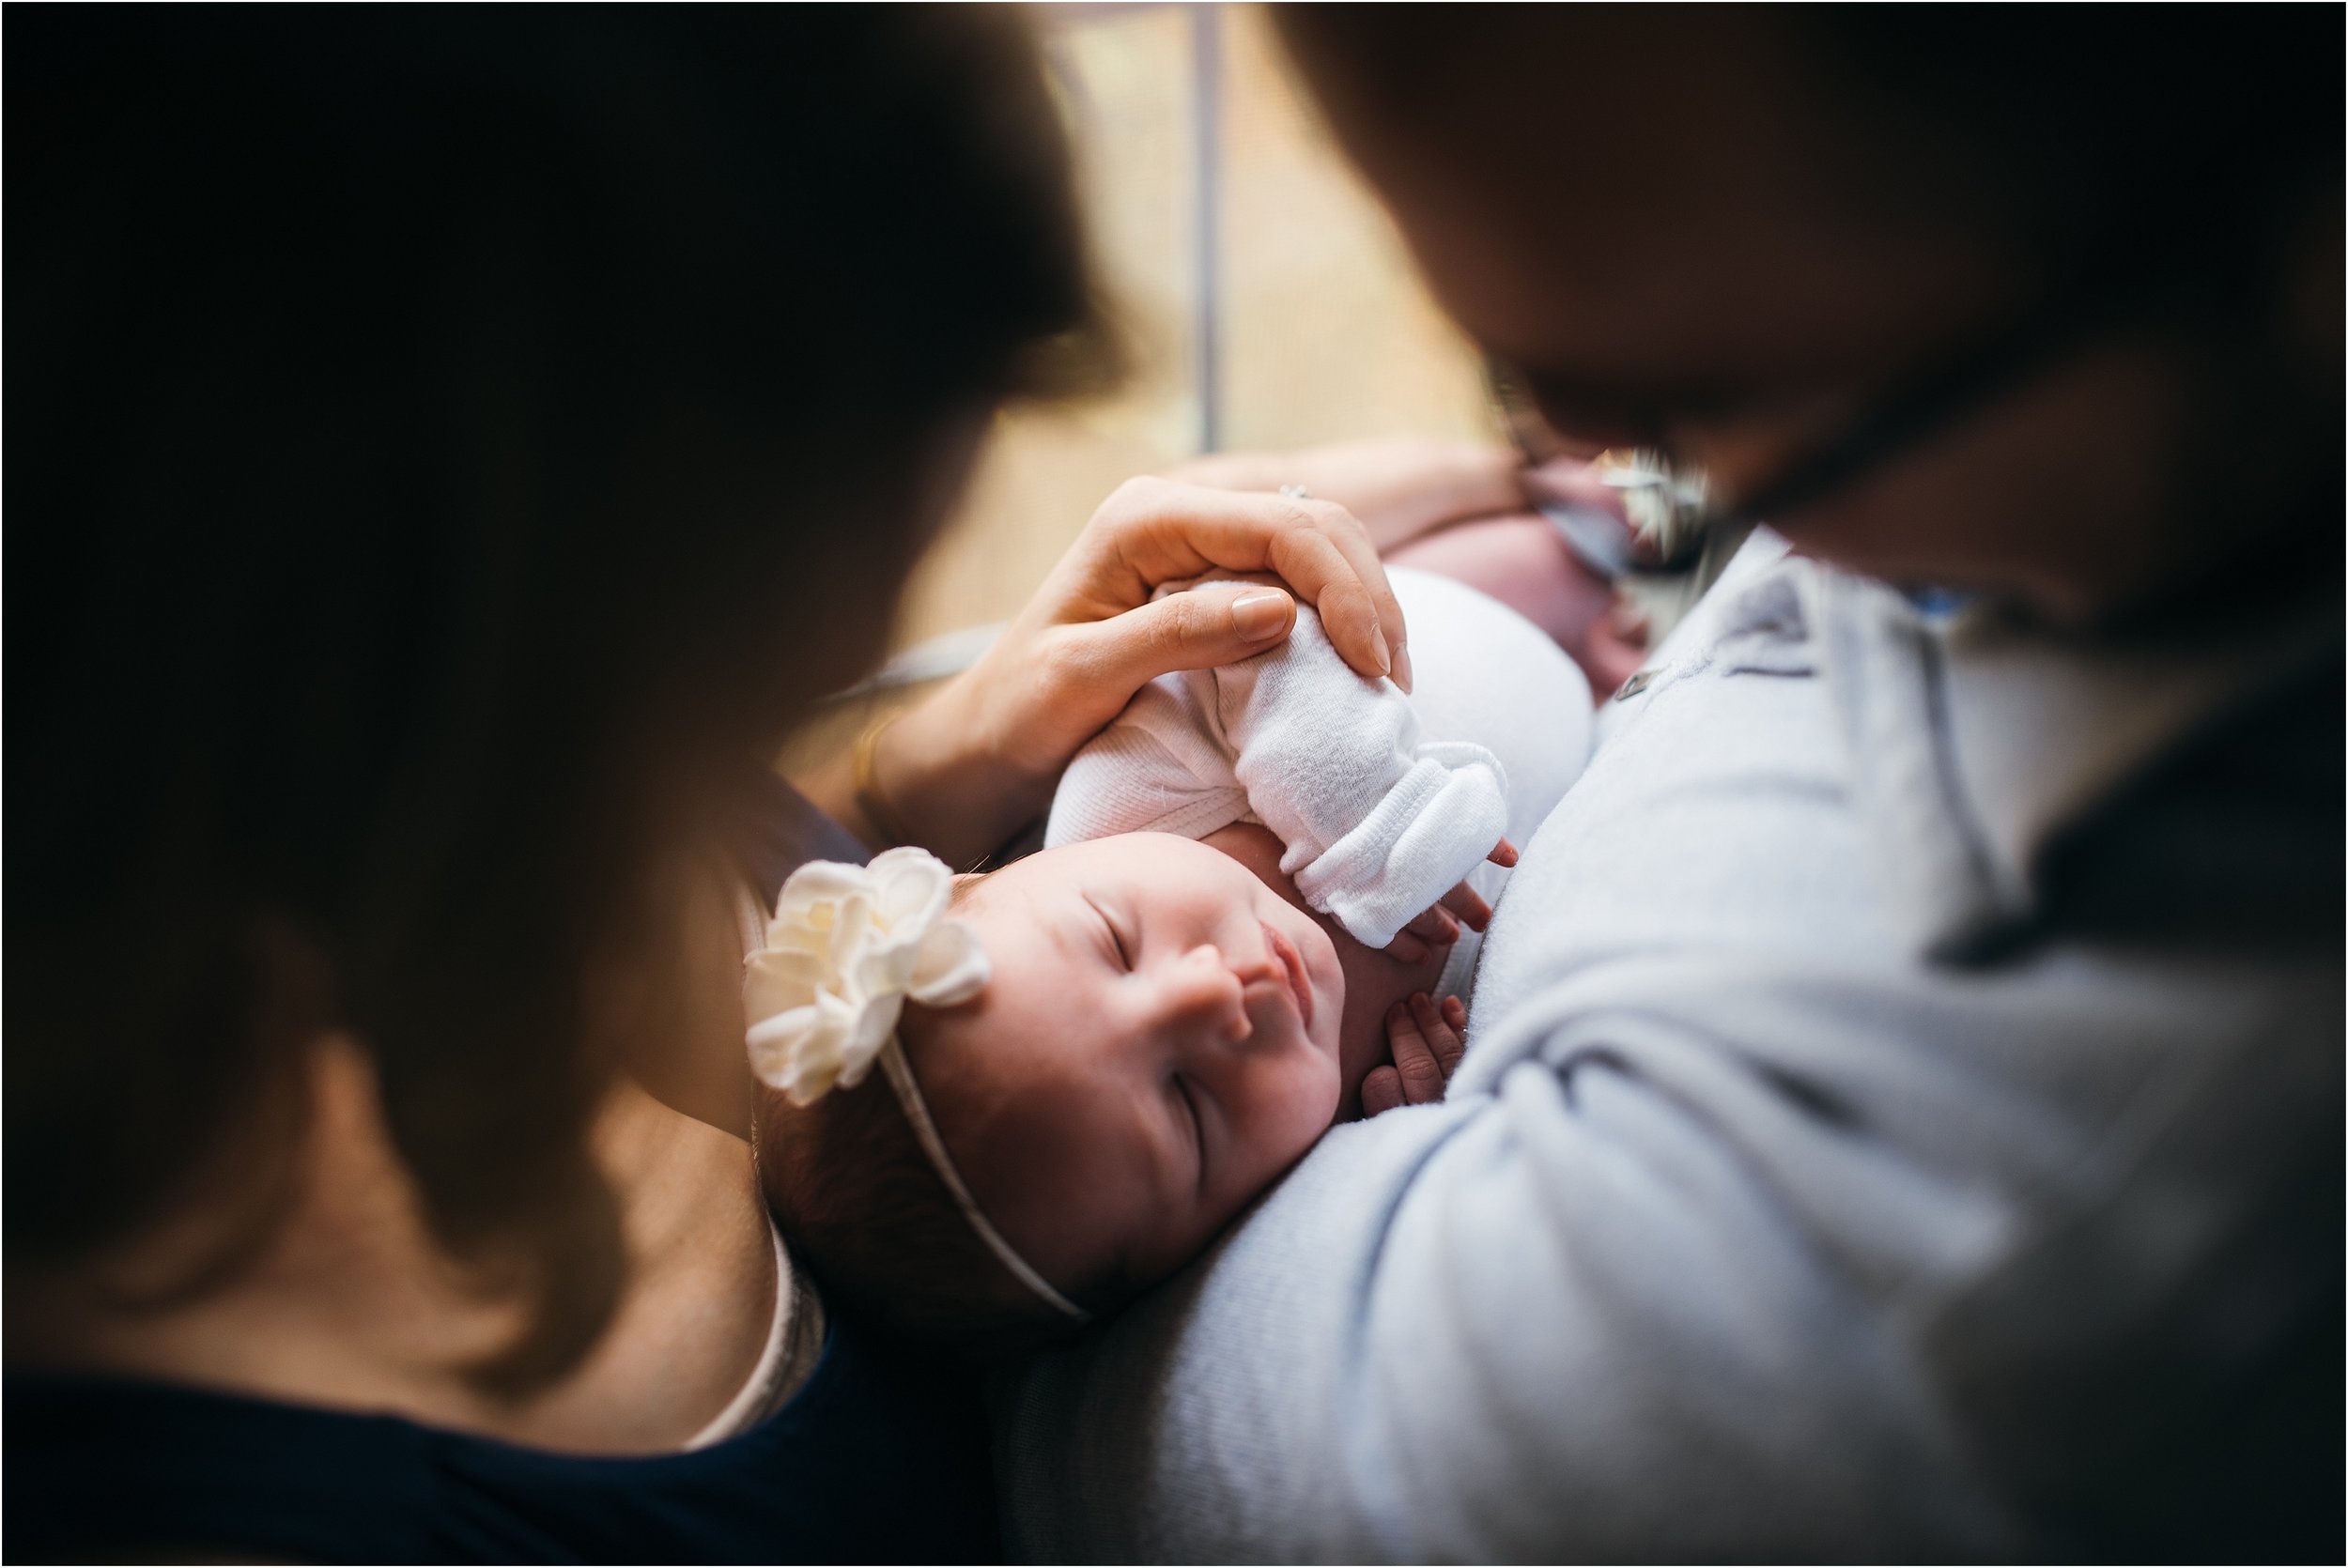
[1044,679,1249,847]
[1046,586,1512,953]
[1211,594,1510,949]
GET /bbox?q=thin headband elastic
[877,1039,1089,1323]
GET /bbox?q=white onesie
[1045,567,1593,999]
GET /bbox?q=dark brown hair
[7,8,1096,1386]
[755,1053,1083,1357]
[757,875,1124,1353]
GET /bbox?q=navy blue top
[6,1316,997,1562]
[6,779,996,1562]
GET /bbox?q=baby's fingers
[1386,998,1447,1105]
[1361,1064,1405,1117]
[1413,992,1467,1082]
[1385,902,1459,961]
[1438,880,1494,932]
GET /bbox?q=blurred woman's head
[7,8,1095,1383]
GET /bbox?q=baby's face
[909,834,1345,1299]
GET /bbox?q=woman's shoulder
[6,1315,997,1563]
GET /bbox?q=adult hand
[847,476,1409,867]
[1166,437,1528,553]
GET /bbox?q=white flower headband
[744,846,1088,1322]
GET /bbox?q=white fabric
[1046,567,1591,963]
[1002,534,2341,1559]
[682,1215,801,1451]
[743,848,990,1107]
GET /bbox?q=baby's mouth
[1260,922,1314,1034]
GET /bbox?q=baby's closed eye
[1086,893,1132,969]
[1168,1072,1206,1194]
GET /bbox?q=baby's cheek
[1133,1060,1347,1285]
[1268,1054,1344,1165]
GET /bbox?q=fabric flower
[744,846,990,1106]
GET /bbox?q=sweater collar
[1807,561,2337,958]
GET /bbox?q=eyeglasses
[1490,224,2229,580]
[1487,361,1713,579]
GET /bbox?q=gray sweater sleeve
[1000,1045,2017,1560]
[999,548,2340,1561]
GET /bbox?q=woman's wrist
[859,674,1058,869]
[849,713,919,850]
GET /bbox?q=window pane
[891,3,1492,653]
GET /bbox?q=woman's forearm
[1164,438,1524,554]
[869,674,1058,869]
[789,672,1058,869]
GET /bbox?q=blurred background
[888,2,1498,655]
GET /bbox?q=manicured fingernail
[1232,592,1290,638]
[1392,641,1414,694]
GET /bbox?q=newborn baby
[756,567,1591,1345]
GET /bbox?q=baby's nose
[1166,944,1250,1041]
[1213,938,1288,1002]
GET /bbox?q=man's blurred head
[1283,9,2341,627]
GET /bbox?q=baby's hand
[1361,992,1467,1116]
[1381,838,1518,963]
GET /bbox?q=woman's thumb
[1083,583,1296,691]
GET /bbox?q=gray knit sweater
[1000,535,2341,1560]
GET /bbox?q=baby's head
[758,834,1343,1345]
